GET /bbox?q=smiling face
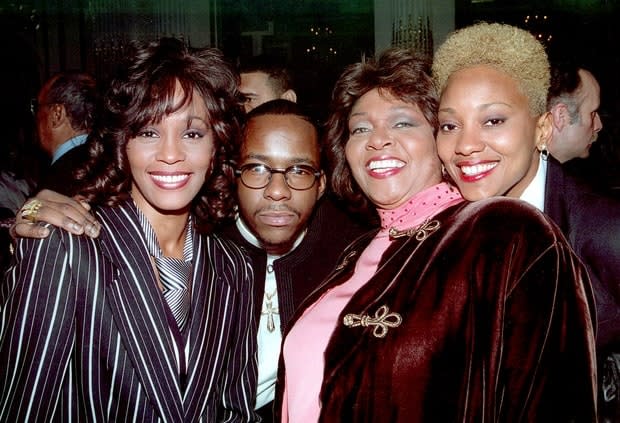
[345,88,441,210]
[127,88,214,221]
[436,65,543,201]
[236,113,326,255]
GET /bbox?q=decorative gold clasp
[343,305,402,338]
[389,218,440,240]
[334,250,358,271]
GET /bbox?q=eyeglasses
[235,163,321,190]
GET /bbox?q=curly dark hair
[77,37,242,230]
[325,48,438,215]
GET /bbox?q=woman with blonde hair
[433,22,620,420]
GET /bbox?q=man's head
[238,56,297,113]
[547,64,603,162]
[234,99,325,255]
[36,71,98,156]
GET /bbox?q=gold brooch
[343,305,402,338]
[334,250,358,271]
[388,218,440,240]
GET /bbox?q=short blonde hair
[432,22,550,116]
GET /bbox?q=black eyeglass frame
[234,163,322,190]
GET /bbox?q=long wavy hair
[325,48,438,216]
[77,38,242,231]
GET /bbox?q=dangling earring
[441,164,454,184]
[539,143,549,161]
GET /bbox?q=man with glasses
[34,71,98,195]
[220,99,368,420]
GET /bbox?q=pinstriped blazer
[0,200,258,422]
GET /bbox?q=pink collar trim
[378,182,463,234]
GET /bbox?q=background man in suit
[544,65,620,356]
[546,64,603,163]
[35,71,98,195]
[239,55,297,113]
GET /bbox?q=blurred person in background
[34,71,99,196]
[546,63,603,163]
[239,55,297,113]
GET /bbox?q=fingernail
[70,222,84,233]
[87,225,100,236]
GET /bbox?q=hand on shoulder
[12,189,101,239]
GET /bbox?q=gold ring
[20,199,43,223]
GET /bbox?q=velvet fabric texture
[277,197,597,422]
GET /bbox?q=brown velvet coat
[276,197,597,422]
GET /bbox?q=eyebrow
[243,153,319,166]
[349,105,416,119]
[438,102,513,114]
[186,116,209,127]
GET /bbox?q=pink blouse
[281,182,463,422]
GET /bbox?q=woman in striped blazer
[0,38,258,422]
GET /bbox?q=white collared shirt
[235,216,306,409]
[519,155,548,212]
